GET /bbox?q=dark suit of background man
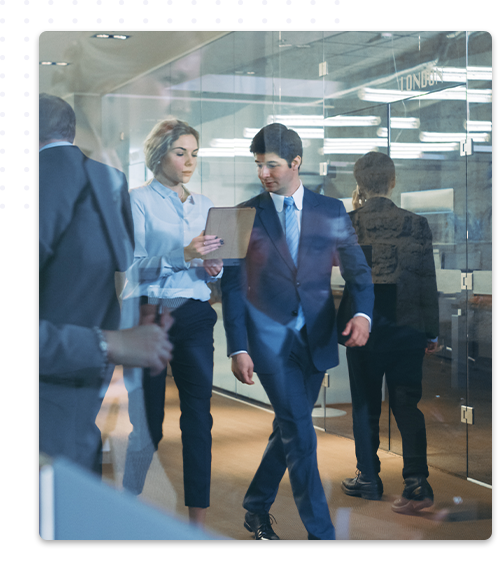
[221,123,374,540]
[340,151,439,513]
[39,94,172,475]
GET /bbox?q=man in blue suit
[221,124,374,540]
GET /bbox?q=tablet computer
[203,207,256,260]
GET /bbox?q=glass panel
[466,31,492,485]
[387,91,469,478]
[316,102,389,436]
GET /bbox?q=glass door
[465,31,492,485]
[388,91,470,479]
[318,31,492,485]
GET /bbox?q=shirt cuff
[354,312,372,331]
[230,350,248,357]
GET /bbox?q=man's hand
[342,316,370,347]
[425,340,438,355]
[104,310,173,373]
[231,353,255,385]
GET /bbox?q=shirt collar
[270,182,304,212]
[39,141,73,152]
[149,178,194,204]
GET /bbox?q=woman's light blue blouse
[123,178,221,302]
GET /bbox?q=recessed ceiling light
[39,61,70,66]
[91,33,130,40]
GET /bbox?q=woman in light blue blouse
[122,118,223,526]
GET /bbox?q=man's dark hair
[250,123,303,168]
[353,151,395,197]
[39,93,76,143]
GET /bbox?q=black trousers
[346,347,429,479]
[124,299,216,508]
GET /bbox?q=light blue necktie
[283,196,305,329]
[284,196,299,265]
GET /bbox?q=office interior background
[39,30,492,534]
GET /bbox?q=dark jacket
[342,196,439,351]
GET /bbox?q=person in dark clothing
[340,151,439,513]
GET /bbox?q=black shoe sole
[341,482,382,501]
[244,520,279,540]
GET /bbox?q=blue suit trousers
[243,327,336,540]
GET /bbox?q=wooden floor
[97,368,492,542]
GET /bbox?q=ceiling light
[464,120,492,132]
[324,115,381,127]
[359,88,416,103]
[421,86,492,103]
[436,66,492,82]
[322,138,459,155]
[91,33,130,40]
[419,131,490,143]
[39,61,70,66]
[360,85,492,104]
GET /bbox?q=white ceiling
[39,30,229,98]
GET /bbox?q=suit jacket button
[292,310,298,316]
[296,281,301,287]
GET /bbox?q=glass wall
[100,31,492,485]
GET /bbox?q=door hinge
[319,162,328,176]
[461,272,473,291]
[461,405,474,425]
[319,61,328,77]
[322,373,330,388]
[460,138,473,156]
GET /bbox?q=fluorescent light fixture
[465,120,492,132]
[390,117,420,129]
[267,114,382,127]
[323,138,459,155]
[359,88,415,102]
[420,86,492,103]
[324,115,381,127]
[435,66,492,82]
[377,118,420,137]
[92,33,130,40]
[40,61,70,66]
[419,131,490,143]
[360,85,492,104]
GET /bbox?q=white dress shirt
[123,178,222,302]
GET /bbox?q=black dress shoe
[244,511,280,540]
[392,475,434,513]
[341,471,383,500]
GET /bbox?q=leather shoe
[244,511,280,540]
[392,475,434,513]
[341,471,383,500]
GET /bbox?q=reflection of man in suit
[221,124,374,540]
[39,94,172,474]
[340,151,439,513]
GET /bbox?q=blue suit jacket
[221,188,374,374]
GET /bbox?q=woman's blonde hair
[144,118,199,177]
